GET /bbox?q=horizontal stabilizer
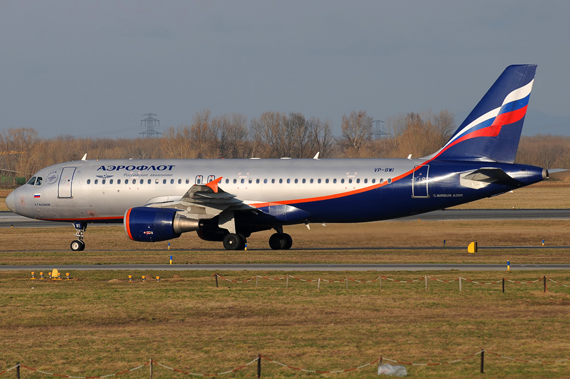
[461,168,522,188]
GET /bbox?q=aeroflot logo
[97,164,175,172]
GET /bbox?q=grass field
[1,270,570,378]
[2,181,570,378]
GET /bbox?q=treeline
[0,109,568,179]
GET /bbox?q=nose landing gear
[70,222,87,251]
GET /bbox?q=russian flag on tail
[430,64,536,164]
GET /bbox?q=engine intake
[124,207,199,242]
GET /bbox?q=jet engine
[124,207,199,242]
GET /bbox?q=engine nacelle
[124,207,199,242]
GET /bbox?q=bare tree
[340,110,373,157]
[212,113,250,158]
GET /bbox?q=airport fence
[2,350,569,378]
[213,273,570,293]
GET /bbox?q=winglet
[205,177,223,193]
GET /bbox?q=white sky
[1,1,569,138]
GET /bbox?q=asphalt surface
[2,209,570,228]
[1,263,569,271]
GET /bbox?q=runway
[1,263,570,271]
[2,209,570,228]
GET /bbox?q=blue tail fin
[431,64,536,163]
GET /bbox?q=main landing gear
[268,225,292,250]
[70,222,87,251]
[269,233,292,250]
[223,233,247,251]
[221,232,292,250]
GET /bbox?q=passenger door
[58,167,76,198]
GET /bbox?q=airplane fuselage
[10,158,545,224]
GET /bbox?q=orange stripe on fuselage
[250,167,416,208]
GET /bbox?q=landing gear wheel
[223,233,244,250]
[282,233,293,250]
[70,222,87,251]
[269,233,283,250]
[70,240,85,251]
[269,233,293,250]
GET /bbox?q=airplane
[5,64,546,251]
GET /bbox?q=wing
[144,177,251,220]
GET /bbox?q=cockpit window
[27,177,36,185]
[35,177,43,185]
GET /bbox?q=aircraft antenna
[140,113,162,138]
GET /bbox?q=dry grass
[1,270,570,378]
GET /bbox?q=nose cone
[5,191,15,212]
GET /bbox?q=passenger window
[87,179,91,184]
[249,178,253,184]
[155,179,159,184]
[333,179,337,184]
[287,179,291,184]
[27,177,36,185]
[356,179,360,184]
[279,179,283,184]
[388,178,392,184]
[225,179,229,184]
[233,179,237,184]
[170,179,174,184]
[348,179,352,184]
[309,179,313,184]
[272,179,275,184]
[178,179,182,184]
[140,179,143,184]
[102,179,106,185]
[148,179,151,184]
[36,177,43,185]
[163,179,167,184]
[372,179,375,184]
[195,175,203,184]
[326,179,330,184]
[109,179,113,184]
[186,179,190,184]
[241,179,245,184]
[256,179,260,184]
[318,179,321,184]
[341,179,345,184]
[125,179,129,184]
[95,179,98,184]
[264,179,268,184]
[380,178,384,184]
[363,179,367,184]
